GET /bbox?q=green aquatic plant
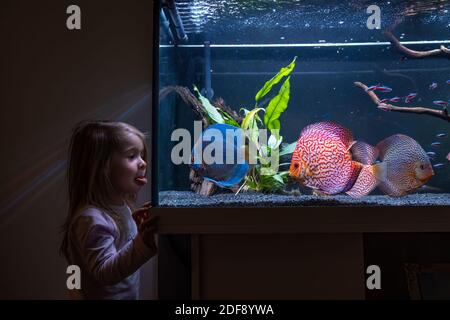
[238,56,297,193]
[193,85,225,124]
[193,57,298,193]
[193,85,240,127]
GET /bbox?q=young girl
[60,120,158,300]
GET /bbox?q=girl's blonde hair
[60,120,148,259]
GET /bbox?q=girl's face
[109,133,147,203]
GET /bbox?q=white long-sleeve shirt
[67,203,155,299]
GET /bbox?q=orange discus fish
[289,121,379,197]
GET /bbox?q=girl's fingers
[142,201,152,208]
[132,207,150,220]
[132,210,144,220]
[133,207,149,214]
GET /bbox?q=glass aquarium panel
[155,0,450,207]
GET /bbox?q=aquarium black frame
[151,0,160,206]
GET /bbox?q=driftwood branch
[159,86,209,126]
[213,97,244,123]
[159,86,243,126]
[189,169,216,196]
[354,81,450,122]
[384,30,450,58]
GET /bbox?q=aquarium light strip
[205,71,375,75]
[200,66,450,76]
[160,40,450,48]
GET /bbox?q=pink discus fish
[289,122,379,197]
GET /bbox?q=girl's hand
[139,213,159,249]
[132,202,158,249]
[132,201,151,227]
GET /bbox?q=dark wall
[0,0,156,299]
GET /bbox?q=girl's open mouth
[135,177,147,185]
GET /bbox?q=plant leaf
[193,85,225,124]
[264,77,290,131]
[241,108,264,130]
[279,142,297,156]
[255,56,296,104]
[217,109,240,127]
[272,174,285,184]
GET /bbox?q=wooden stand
[156,206,450,299]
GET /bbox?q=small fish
[447,80,450,85]
[436,133,448,138]
[404,93,417,103]
[432,163,445,169]
[379,98,390,103]
[191,124,249,188]
[433,100,449,108]
[389,96,402,103]
[365,84,379,92]
[365,85,378,92]
[366,84,392,93]
[429,82,438,90]
[447,152,450,161]
[431,141,442,147]
[376,86,393,93]
[426,151,436,158]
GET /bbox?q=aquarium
[153,0,450,208]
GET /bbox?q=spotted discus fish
[289,121,434,198]
[289,121,379,197]
[375,134,434,197]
